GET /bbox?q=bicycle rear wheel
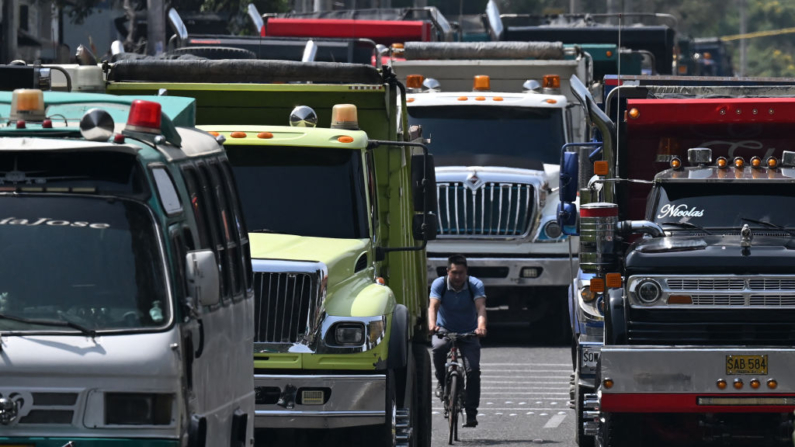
[447,374,458,445]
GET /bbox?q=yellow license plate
[726,355,768,375]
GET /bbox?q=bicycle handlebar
[435,331,477,340]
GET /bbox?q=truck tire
[173,46,256,60]
[413,346,432,447]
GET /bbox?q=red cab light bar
[261,18,432,44]
[126,100,162,133]
[625,98,795,126]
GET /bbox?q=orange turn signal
[338,136,354,143]
[545,98,558,104]
[230,131,247,138]
[605,273,622,289]
[590,278,605,293]
[257,132,273,139]
[542,74,561,89]
[628,108,640,119]
[594,161,609,176]
[668,295,693,305]
[473,75,490,91]
[603,378,614,389]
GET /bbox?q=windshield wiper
[0,312,96,337]
[250,228,275,233]
[661,221,713,235]
[740,217,795,236]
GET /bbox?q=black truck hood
[625,235,795,273]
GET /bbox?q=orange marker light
[542,75,561,89]
[734,157,745,168]
[605,273,622,289]
[594,161,609,176]
[475,96,486,101]
[716,157,728,168]
[338,136,355,143]
[406,74,424,89]
[376,277,386,285]
[670,158,682,169]
[230,131,247,138]
[493,97,504,101]
[668,295,693,305]
[473,75,491,91]
[716,379,727,390]
[751,156,762,168]
[733,379,743,390]
[606,50,613,58]
[590,278,605,293]
[545,99,558,104]
[457,96,468,101]
[208,131,220,137]
[768,379,778,389]
[750,379,761,389]
[603,378,614,389]
[407,98,415,103]
[767,157,779,168]
[628,108,640,119]
[257,132,273,139]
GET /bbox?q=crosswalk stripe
[543,414,567,428]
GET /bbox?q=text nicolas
[657,204,705,219]
[0,217,110,229]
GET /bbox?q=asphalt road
[256,327,577,447]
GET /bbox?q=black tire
[172,46,256,60]
[413,346,432,447]
[447,374,458,445]
[575,381,595,447]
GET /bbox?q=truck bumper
[600,347,795,413]
[253,374,385,429]
[426,256,576,287]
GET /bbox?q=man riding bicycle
[429,254,487,428]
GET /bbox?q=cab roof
[407,90,567,108]
[198,125,368,150]
[656,166,795,183]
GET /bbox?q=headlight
[580,286,597,303]
[637,280,662,304]
[543,221,563,239]
[105,393,173,425]
[334,323,365,345]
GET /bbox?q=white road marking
[543,413,567,428]
[527,412,535,415]
[505,401,513,404]
[558,411,567,415]
[540,413,548,416]
[510,413,517,416]
[482,386,570,389]
[481,369,572,373]
[519,402,527,405]
[496,413,503,415]
[481,363,571,366]
[432,411,439,415]
[434,408,565,411]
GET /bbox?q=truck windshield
[407,106,565,166]
[226,145,369,239]
[0,196,168,333]
[654,182,795,230]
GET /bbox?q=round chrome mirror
[79,108,115,142]
[289,106,318,128]
[523,79,541,93]
[422,78,441,92]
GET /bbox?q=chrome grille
[436,182,534,237]
[667,278,745,291]
[749,295,795,306]
[749,279,795,290]
[253,272,316,343]
[691,295,745,306]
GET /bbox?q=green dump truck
[106,60,434,447]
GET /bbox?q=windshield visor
[407,106,565,167]
[226,145,369,239]
[0,196,168,333]
[654,183,795,230]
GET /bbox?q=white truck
[394,42,589,338]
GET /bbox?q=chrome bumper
[426,256,576,287]
[601,347,795,394]
[253,374,385,429]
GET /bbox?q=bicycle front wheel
[448,374,458,445]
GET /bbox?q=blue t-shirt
[430,276,486,333]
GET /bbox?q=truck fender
[387,304,409,370]
[605,288,626,345]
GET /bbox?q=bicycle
[436,330,477,445]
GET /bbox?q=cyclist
[429,254,487,428]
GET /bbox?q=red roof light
[126,100,162,133]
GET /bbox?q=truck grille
[253,272,316,343]
[627,309,795,346]
[436,182,534,238]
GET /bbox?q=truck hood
[249,233,369,288]
[626,235,795,273]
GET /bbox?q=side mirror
[411,153,437,213]
[557,202,578,235]
[167,8,189,43]
[185,250,220,307]
[560,151,579,203]
[413,213,437,241]
[247,3,264,35]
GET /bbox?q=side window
[152,167,183,215]
[220,159,253,292]
[169,225,189,300]
[365,152,378,238]
[565,107,574,142]
[208,160,241,297]
[196,162,232,301]
[180,166,211,249]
